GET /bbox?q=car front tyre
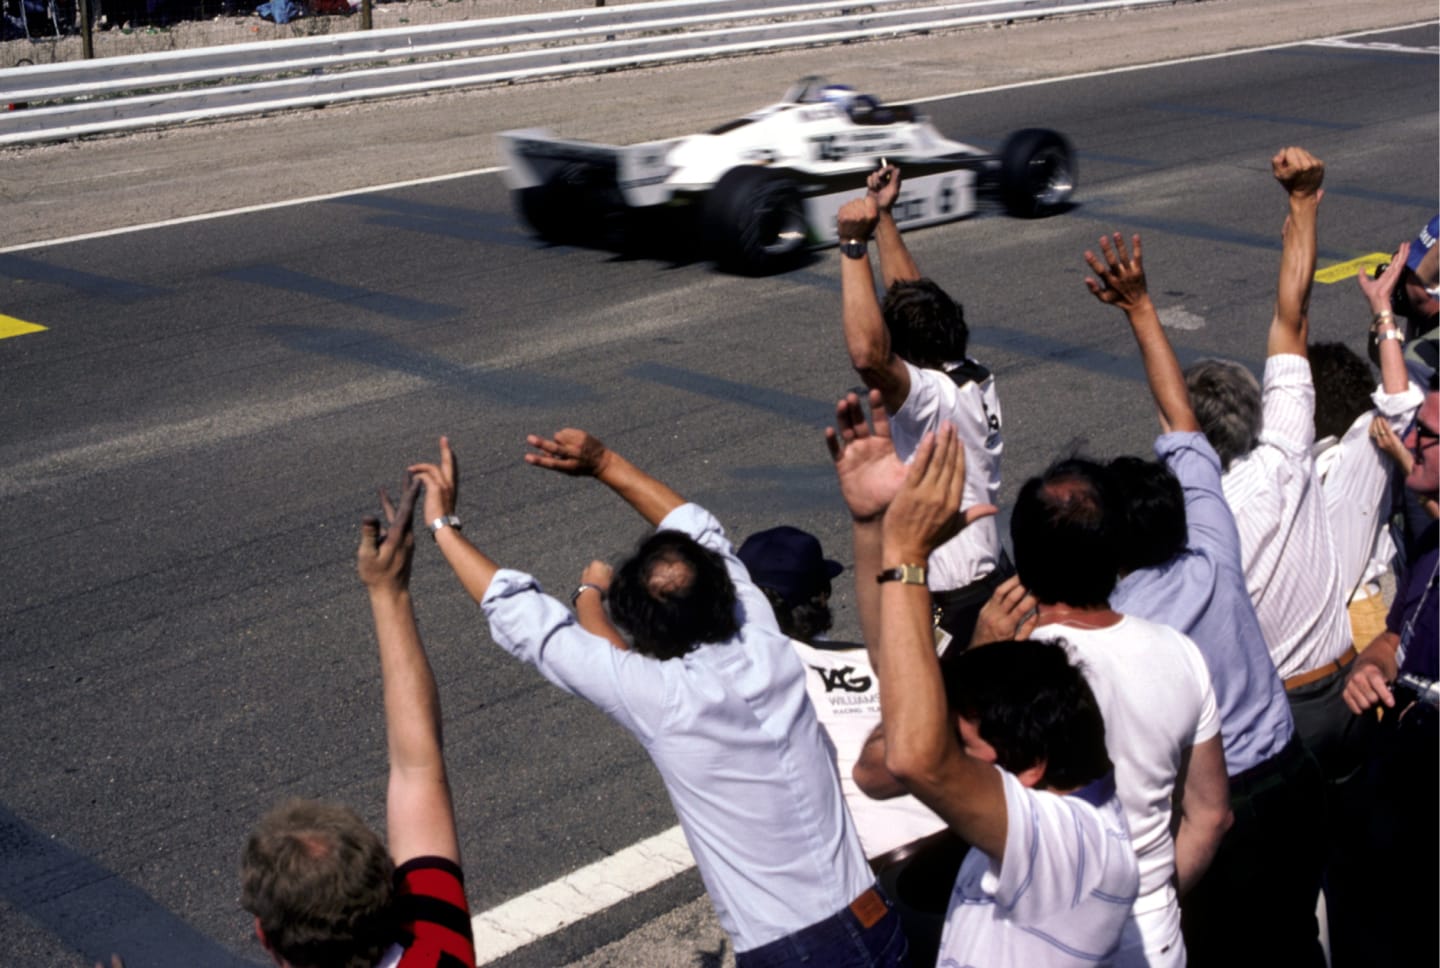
[998,128,1075,219]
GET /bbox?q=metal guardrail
[0,0,1179,145]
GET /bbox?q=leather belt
[1283,648,1357,692]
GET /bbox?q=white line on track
[470,825,695,965]
[3,20,1432,257]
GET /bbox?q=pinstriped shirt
[1221,354,1355,680]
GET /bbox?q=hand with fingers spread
[1358,241,1411,317]
[867,164,901,213]
[826,389,908,522]
[1084,232,1152,314]
[358,476,422,594]
[525,428,611,477]
[883,424,996,562]
[406,436,459,528]
[1271,146,1324,199]
[970,574,1039,648]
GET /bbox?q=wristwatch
[876,564,927,586]
[839,238,868,260]
[428,514,462,539]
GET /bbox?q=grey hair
[1184,358,1262,470]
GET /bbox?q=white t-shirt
[889,359,1003,591]
[937,767,1140,968]
[790,638,948,858]
[1032,616,1220,966]
[1222,354,1355,678]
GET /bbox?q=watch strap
[876,564,927,586]
[428,514,462,539]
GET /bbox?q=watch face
[841,240,867,259]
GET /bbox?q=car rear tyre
[701,167,808,275]
[999,128,1075,219]
[517,163,628,249]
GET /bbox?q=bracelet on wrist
[428,514,462,539]
[571,582,606,606]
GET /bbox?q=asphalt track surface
[1,8,1437,967]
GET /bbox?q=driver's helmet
[820,84,856,111]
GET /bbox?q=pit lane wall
[0,0,1187,144]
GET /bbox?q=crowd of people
[174,146,1435,968]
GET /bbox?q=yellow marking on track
[1315,253,1391,285]
[0,314,47,340]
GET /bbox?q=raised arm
[1268,147,1325,359]
[875,426,1005,856]
[357,478,461,867]
[526,429,684,527]
[826,389,909,660]
[869,164,921,287]
[1085,232,1199,434]
[1359,241,1414,395]
[839,197,912,412]
[409,436,501,605]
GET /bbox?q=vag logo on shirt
[811,665,873,693]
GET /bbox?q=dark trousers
[1329,684,1438,968]
[1181,735,1327,968]
[734,885,911,968]
[1286,663,1378,965]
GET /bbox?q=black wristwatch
[840,238,869,260]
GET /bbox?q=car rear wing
[499,129,683,207]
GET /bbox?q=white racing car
[500,76,1075,275]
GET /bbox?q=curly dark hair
[608,531,740,660]
[757,584,833,642]
[1011,458,1118,608]
[1106,456,1188,573]
[882,278,968,368]
[240,799,396,968]
[944,638,1112,791]
[1309,342,1375,441]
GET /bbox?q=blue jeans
[734,886,911,968]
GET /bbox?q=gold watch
[876,564,927,586]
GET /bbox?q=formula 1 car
[500,76,1075,275]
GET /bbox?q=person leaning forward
[408,434,910,968]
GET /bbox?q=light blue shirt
[1111,432,1294,775]
[481,503,873,952]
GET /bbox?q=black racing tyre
[700,166,809,275]
[516,162,628,249]
[998,128,1075,219]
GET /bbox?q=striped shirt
[377,857,475,968]
[937,769,1139,968]
[1315,381,1423,601]
[1221,354,1354,680]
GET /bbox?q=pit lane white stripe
[470,824,696,965]
[5,21,1432,257]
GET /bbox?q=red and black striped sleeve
[394,856,476,968]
